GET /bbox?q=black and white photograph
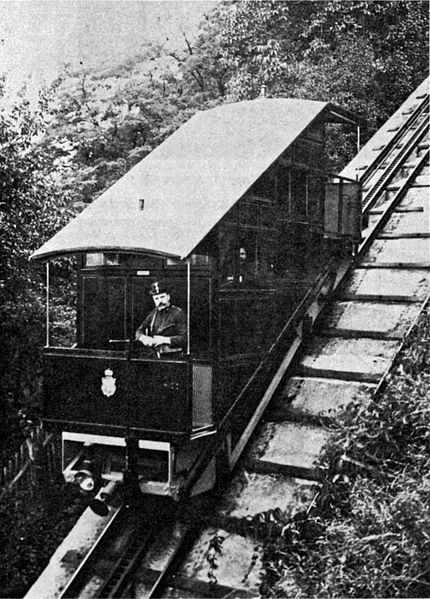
[0,1,429,597]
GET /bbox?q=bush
[0,480,87,598]
[263,307,430,598]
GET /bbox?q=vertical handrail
[186,259,191,355]
[45,262,50,347]
[186,259,192,431]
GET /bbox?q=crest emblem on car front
[101,368,116,397]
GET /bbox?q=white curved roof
[33,97,351,261]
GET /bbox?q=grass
[262,305,430,598]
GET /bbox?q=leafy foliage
[260,308,430,598]
[32,0,429,216]
[0,3,428,594]
[206,532,225,586]
[0,479,87,597]
[41,42,225,213]
[0,87,74,447]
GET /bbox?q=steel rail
[362,112,428,212]
[92,512,194,599]
[143,524,194,599]
[58,502,125,599]
[95,527,154,598]
[358,149,429,259]
[58,497,185,599]
[360,95,429,186]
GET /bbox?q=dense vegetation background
[0,2,428,594]
[1,1,427,437]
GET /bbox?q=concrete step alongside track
[373,182,428,212]
[217,470,316,521]
[246,421,331,480]
[361,237,430,266]
[368,208,429,235]
[322,300,422,340]
[271,376,375,421]
[398,163,430,178]
[340,267,429,301]
[417,140,430,155]
[157,454,319,597]
[298,336,400,382]
[385,176,428,200]
[381,211,429,236]
[164,526,278,597]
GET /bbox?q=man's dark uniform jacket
[136,305,187,351]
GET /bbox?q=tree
[301,1,429,123]
[0,83,72,444]
[168,2,235,100]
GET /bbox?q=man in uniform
[135,281,187,355]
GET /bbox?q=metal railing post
[46,262,50,347]
[187,259,191,355]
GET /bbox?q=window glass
[220,299,237,355]
[235,298,260,354]
[82,276,126,348]
[105,253,120,265]
[276,221,295,278]
[238,230,258,285]
[219,295,280,357]
[240,201,260,227]
[166,257,182,266]
[86,253,104,266]
[219,226,237,286]
[190,254,213,267]
[257,233,276,283]
[290,168,307,220]
[132,276,212,357]
[293,141,310,166]
[277,167,289,209]
[190,279,212,355]
[308,142,325,171]
[308,176,325,224]
[305,122,324,142]
[249,170,274,199]
[85,253,163,269]
[260,203,275,228]
[125,255,162,269]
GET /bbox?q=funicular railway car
[32,96,361,501]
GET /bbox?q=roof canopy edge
[30,247,182,262]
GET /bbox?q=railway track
[132,81,428,598]
[26,80,429,599]
[53,494,195,599]
[360,95,428,212]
